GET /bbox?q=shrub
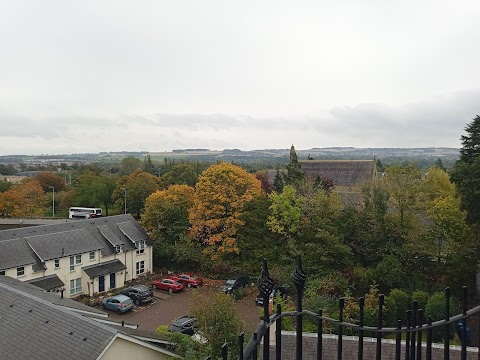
[425,292,457,342]
[412,290,429,311]
[304,271,349,299]
[389,289,411,324]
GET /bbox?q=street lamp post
[48,186,55,217]
[121,188,127,214]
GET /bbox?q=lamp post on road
[48,186,55,217]
[121,188,127,214]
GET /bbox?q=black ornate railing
[208,257,480,360]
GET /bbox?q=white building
[0,214,153,298]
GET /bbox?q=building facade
[0,214,153,298]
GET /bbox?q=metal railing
[208,256,480,360]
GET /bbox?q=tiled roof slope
[96,225,124,246]
[0,215,152,269]
[0,282,116,360]
[299,160,376,187]
[82,259,126,279]
[27,274,65,291]
[0,238,39,271]
[117,221,148,244]
[26,228,103,261]
[0,276,106,315]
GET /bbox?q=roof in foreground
[0,281,116,360]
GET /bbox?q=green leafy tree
[383,164,422,224]
[426,196,478,289]
[190,290,243,359]
[113,169,163,217]
[161,162,198,187]
[297,186,352,273]
[141,185,195,267]
[73,172,117,215]
[267,185,302,254]
[143,154,154,174]
[0,181,13,193]
[119,156,142,175]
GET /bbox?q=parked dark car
[255,284,289,306]
[120,285,153,305]
[222,274,250,294]
[168,315,197,336]
[101,294,135,314]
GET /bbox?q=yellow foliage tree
[141,184,195,243]
[189,162,262,254]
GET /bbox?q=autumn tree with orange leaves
[0,180,46,218]
[189,162,262,255]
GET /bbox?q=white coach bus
[69,207,103,219]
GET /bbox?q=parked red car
[167,273,203,288]
[152,278,185,293]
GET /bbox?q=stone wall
[263,331,478,360]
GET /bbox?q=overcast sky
[1,0,479,155]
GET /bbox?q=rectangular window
[136,240,145,254]
[54,259,60,269]
[89,251,95,261]
[115,245,123,253]
[75,254,82,264]
[70,256,74,271]
[136,261,145,275]
[17,267,25,277]
[69,278,82,295]
[0,270,5,276]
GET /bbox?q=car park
[168,315,197,335]
[120,284,154,305]
[168,273,203,288]
[152,278,185,293]
[222,274,250,294]
[101,294,135,314]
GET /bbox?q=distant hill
[0,147,460,170]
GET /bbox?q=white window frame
[136,240,146,254]
[70,254,82,271]
[54,259,60,269]
[89,251,95,261]
[17,267,25,277]
[136,261,145,275]
[69,278,82,295]
[115,245,123,253]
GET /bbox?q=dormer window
[115,245,123,253]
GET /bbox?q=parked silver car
[102,294,135,314]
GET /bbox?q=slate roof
[25,228,103,261]
[27,274,65,291]
[96,225,124,246]
[0,276,106,316]
[0,215,152,270]
[299,160,377,188]
[82,259,127,279]
[0,282,116,360]
[117,221,148,244]
[0,238,39,271]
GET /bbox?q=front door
[110,273,116,289]
[99,275,105,292]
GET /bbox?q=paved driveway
[104,285,261,333]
